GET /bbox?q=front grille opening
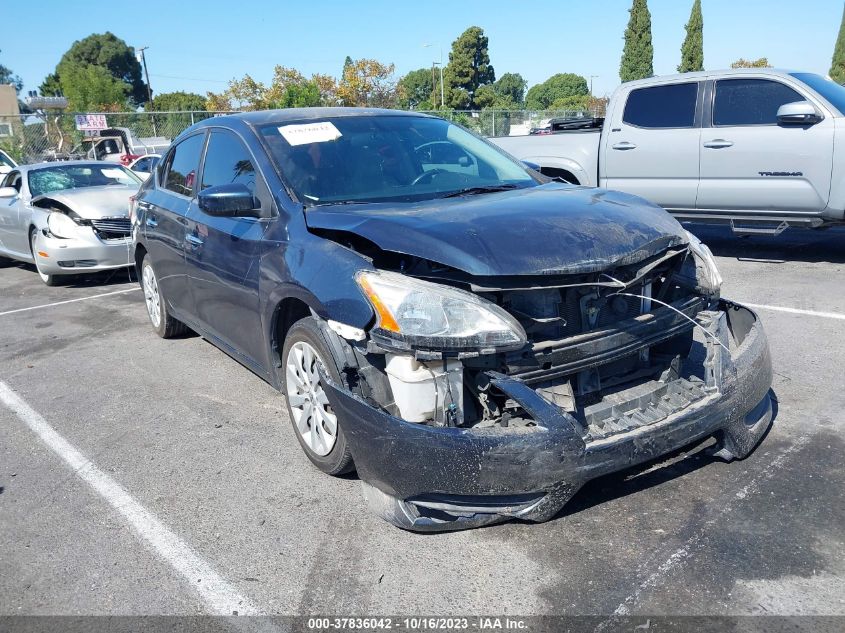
[90,217,131,240]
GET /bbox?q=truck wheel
[140,254,187,338]
[282,317,354,476]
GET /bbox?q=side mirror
[777,101,823,125]
[197,183,260,218]
[522,160,541,172]
[0,186,18,198]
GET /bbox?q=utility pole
[589,75,599,96]
[424,43,446,108]
[135,46,158,136]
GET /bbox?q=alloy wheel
[285,341,338,457]
[142,264,162,328]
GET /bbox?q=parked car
[128,154,161,180]
[0,149,16,175]
[133,109,773,531]
[0,161,141,285]
[493,69,845,232]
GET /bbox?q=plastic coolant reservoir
[384,354,463,424]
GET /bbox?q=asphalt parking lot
[1,225,844,620]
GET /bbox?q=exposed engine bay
[320,232,727,443]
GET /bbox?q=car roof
[618,68,808,89]
[192,107,432,129]
[14,160,126,173]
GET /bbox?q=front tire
[30,229,61,286]
[282,317,354,475]
[141,254,187,338]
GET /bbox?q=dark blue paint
[134,109,686,389]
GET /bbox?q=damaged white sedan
[0,161,141,285]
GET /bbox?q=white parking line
[0,381,261,616]
[744,303,845,321]
[600,435,810,625]
[0,287,141,317]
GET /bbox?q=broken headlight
[46,211,82,239]
[356,270,527,352]
[686,231,722,297]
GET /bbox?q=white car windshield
[28,164,141,197]
[259,115,537,205]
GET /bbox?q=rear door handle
[185,233,204,247]
[703,139,734,149]
[612,142,637,150]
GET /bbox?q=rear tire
[141,254,187,338]
[30,229,62,286]
[282,317,354,476]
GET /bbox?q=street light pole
[136,46,158,136]
[424,43,446,108]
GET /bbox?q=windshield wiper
[440,184,520,198]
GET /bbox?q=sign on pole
[74,114,108,131]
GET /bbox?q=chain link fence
[0,108,602,164]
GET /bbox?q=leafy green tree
[274,81,321,108]
[678,0,704,73]
[730,57,771,68]
[41,32,148,106]
[59,64,130,111]
[620,0,654,82]
[443,26,495,110]
[493,72,527,106]
[398,68,436,109]
[0,50,23,93]
[831,7,845,83]
[152,91,207,111]
[525,73,588,110]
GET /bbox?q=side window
[163,133,206,196]
[201,130,257,195]
[713,79,804,126]
[133,157,150,172]
[623,83,699,129]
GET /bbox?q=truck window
[622,83,698,129]
[713,79,804,126]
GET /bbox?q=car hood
[305,183,689,277]
[33,185,137,219]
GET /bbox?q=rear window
[713,79,804,126]
[623,83,698,129]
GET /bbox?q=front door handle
[703,139,734,149]
[612,141,637,150]
[145,216,158,228]
[185,233,204,247]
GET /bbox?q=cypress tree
[678,0,704,73]
[830,6,845,83]
[620,0,654,82]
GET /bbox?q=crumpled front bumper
[323,300,773,532]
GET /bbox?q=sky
[2,0,844,105]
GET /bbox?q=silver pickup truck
[493,69,845,231]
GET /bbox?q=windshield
[258,115,536,205]
[791,72,845,115]
[28,164,141,197]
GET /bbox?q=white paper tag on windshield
[278,122,342,146]
[101,168,126,179]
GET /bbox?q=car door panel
[182,129,269,368]
[602,81,702,210]
[697,77,833,214]
[142,133,206,315]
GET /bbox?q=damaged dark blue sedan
[132,108,773,531]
